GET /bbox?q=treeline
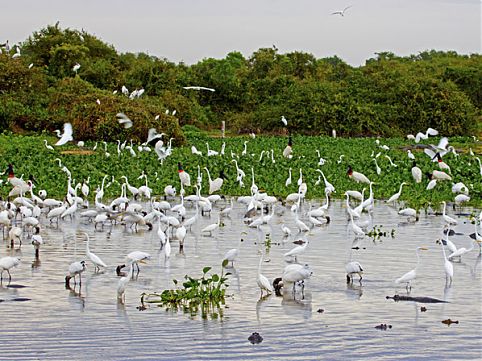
[0,24,480,143]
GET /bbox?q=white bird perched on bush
[72,63,81,73]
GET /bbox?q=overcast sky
[2,0,480,65]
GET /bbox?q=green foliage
[0,134,480,211]
[142,263,230,319]
[1,25,480,143]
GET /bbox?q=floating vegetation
[367,225,395,241]
[141,261,230,319]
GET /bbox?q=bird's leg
[7,269,11,282]
[79,274,82,286]
[359,274,363,284]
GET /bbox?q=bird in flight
[332,5,352,16]
[183,86,215,92]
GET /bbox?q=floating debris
[386,295,448,303]
[420,307,427,312]
[317,308,325,313]
[248,332,263,344]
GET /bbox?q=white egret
[281,115,288,126]
[386,182,407,204]
[204,168,227,194]
[281,224,292,237]
[284,241,309,262]
[201,216,220,236]
[54,123,73,146]
[285,168,292,187]
[439,239,453,285]
[84,233,107,272]
[447,239,478,261]
[411,161,422,183]
[256,254,273,297]
[441,201,457,226]
[395,247,428,291]
[44,140,54,151]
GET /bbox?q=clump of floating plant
[367,224,396,241]
[140,261,230,319]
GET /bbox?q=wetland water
[0,200,480,360]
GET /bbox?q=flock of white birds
[0,120,481,306]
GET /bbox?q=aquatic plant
[141,261,230,319]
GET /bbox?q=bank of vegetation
[0,24,480,143]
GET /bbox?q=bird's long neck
[205,169,212,182]
[441,242,448,261]
[415,249,421,269]
[258,255,263,274]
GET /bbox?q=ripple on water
[0,200,480,360]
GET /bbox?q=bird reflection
[66,283,85,310]
[280,291,312,320]
[345,282,363,300]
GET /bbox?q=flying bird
[332,5,352,16]
[55,123,73,146]
[116,113,133,129]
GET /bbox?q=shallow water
[0,200,481,360]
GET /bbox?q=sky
[1,0,481,66]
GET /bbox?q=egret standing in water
[395,247,428,292]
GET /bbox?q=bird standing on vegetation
[347,165,370,184]
[283,136,293,158]
[178,162,191,187]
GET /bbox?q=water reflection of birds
[66,283,86,310]
[280,292,312,320]
[345,282,363,300]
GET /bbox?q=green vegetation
[141,262,230,319]
[0,133,480,209]
[0,24,480,142]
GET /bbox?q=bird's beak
[420,247,429,251]
[139,260,147,264]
